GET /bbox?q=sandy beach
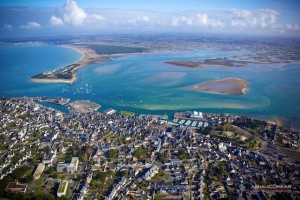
[31,77,75,84]
[185,77,248,96]
[63,45,111,73]
[30,45,110,84]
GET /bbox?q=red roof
[5,182,28,193]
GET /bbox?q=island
[166,58,246,68]
[185,77,248,96]
[68,100,101,113]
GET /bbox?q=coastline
[61,45,85,60]
[30,76,75,84]
[30,45,110,84]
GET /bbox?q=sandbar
[185,77,248,96]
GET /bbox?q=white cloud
[50,16,63,26]
[20,22,41,29]
[195,14,208,26]
[3,24,13,30]
[84,14,105,26]
[45,4,299,36]
[169,9,283,33]
[92,14,104,21]
[172,16,193,26]
[51,0,86,26]
[286,24,300,30]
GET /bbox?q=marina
[172,111,211,128]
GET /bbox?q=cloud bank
[45,0,299,36]
[20,22,41,29]
[1,0,299,37]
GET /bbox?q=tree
[133,146,148,161]
[47,167,55,175]
[178,149,189,160]
[158,151,168,163]
[202,126,212,134]
[23,175,34,183]
[116,170,128,178]
[86,145,93,157]
[108,149,117,159]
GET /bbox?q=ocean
[1,44,300,120]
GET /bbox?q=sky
[0,0,300,38]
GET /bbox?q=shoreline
[30,45,110,84]
[30,77,75,84]
[29,44,147,84]
[61,45,85,61]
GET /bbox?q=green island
[166,58,247,68]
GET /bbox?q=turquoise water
[1,44,300,118]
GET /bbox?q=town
[0,97,299,200]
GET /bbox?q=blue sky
[0,0,300,38]
[1,0,299,11]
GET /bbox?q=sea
[1,44,300,121]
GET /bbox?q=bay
[0,44,299,119]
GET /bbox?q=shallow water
[0,44,299,119]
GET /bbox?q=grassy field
[120,110,135,116]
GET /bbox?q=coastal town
[0,97,299,200]
[2,0,300,199]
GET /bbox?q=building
[57,157,79,173]
[5,182,28,193]
[33,163,45,180]
[42,152,56,165]
[57,180,68,197]
[103,108,116,115]
[169,159,182,165]
[143,165,159,180]
[187,111,203,119]
[86,173,92,184]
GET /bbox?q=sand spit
[30,45,110,84]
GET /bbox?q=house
[143,165,159,180]
[86,173,92,184]
[169,159,182,165]
[42,152,56,165]
[5,182,28,193]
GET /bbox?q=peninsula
[30,46,111,83]
[185,77,248,96]
[166,58,246,68]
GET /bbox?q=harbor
[172,111,212,128]
[34,97,70,105]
